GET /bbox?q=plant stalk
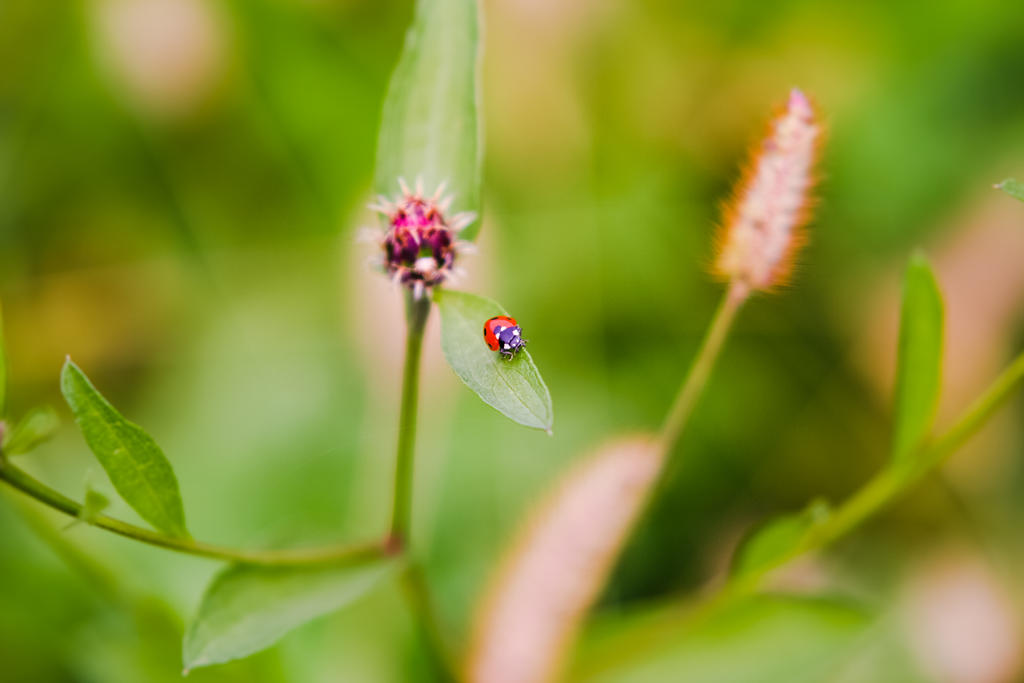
[387,292,455,679]
[658,281,749,455]
[389,293,431,546]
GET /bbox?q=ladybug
[484,315,527,360]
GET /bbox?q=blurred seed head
[90,0,229,120]
[467,436,662,683]
[368,178,475,299]
[903,553,1023,683]
[715,89,822,291]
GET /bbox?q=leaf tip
[908,248,930,267]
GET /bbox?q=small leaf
[891,253,944,469]
[60,359,188,537]
[435,290,553,431]
[730,500,831,579]
[183,558,396,670]
[374,0,482,239]
[995,178,1024,203]
[3,406,60,456]
[81,487,111,522]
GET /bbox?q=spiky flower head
[368,177,476,299]
[715,88,822,292]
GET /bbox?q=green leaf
[730,500,830,579]
[60,359,188,537]
[891,253,944,468]
[183,558,396,671]
[576,595,873,683]
[79,486,111,524]
[995,178,1024,202]
[435,290,553,431]
[3,406,60,456]
[374,0,482,240]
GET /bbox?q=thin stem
[386,293,455,679]
[389,293,431,545]
[658,281,749,455]
[0,459,385,567]
[924,350,1024,468]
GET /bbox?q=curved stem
[0,459,385,566]
[658,281,748,455]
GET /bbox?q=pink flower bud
[368,178,476,297]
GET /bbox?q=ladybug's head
[495,324,527,357]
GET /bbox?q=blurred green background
[2,0,1024,681]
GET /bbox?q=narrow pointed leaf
[730,500,830,579]
[995,178,1024,203]
[3,405,60,456]
[184,558,396,670]
[435,290,553,431]
[60,359,188,537]
[374,0,482,239]
[891,253,944,469]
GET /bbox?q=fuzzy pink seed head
[368,177,476,298]
[715,88,823,291]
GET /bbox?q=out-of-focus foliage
[890,254,944,470]
[577,595,876,683]
[184,559,398,671]
[374,0,481,237]
[997,178,1024,202]
[2,0,1023,681]
[3,405,60,455]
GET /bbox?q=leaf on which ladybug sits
[435,290,553,432]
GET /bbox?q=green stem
[390,293,431,545]
[0,459,385,566]
[658,281,749,455]
[387,293,454,678]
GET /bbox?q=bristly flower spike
[715,88,823,293]
[368,176,477,298]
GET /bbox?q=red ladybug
[484,315,527,360]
